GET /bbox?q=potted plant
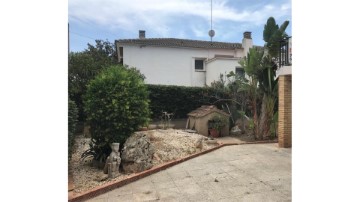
[208,116,227,138]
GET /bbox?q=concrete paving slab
[239,190,291,202]
[107,193,134,202]
[84,143,291,202]
[107,184,133,197]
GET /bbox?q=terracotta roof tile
[116,38,243,49]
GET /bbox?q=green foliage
[239,48,263,120]
[241,48,265,77]
[68,40,118,121]
[240,47,278,104]
[248,119,255,130]
[263,17,278,43]
[209,72,252,128]
[240,47,279,139]
[68,98,78,161]
[146,85,229,119]
[84,65,150,162]
[208,115,227,132]
[263,17,290,58]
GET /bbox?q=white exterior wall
[119,43,251,86]
[206,59,241,86]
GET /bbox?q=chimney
[243,31,252,39]
[139,30,145,39]
[242,31,253,55]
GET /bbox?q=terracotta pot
[209,128,220,138]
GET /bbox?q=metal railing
[276,37,292,68]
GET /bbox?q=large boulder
[230,125,242,135]
[235,116,250,133]
[121,132,154,173]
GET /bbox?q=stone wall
[278,75,292,148]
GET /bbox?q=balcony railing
[275,37,292,68]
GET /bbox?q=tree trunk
[259,95,275,139]
[252,97,259,140]
[259,95,267,140]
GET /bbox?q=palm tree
[239,48,264,139]
[258,17,289,139]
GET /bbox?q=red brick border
[68,140,278,202]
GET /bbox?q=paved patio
[86,143,291,202]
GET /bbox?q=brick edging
[68,140,278,202]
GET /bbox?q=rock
[121,132,155,173]
[194,138,203,150]
[230,125,242,135]
[235,117,250,132]
[95,173,108,182]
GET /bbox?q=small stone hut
[187,105,230,137]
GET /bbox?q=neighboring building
[115,30,258,87]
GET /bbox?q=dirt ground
[69,129,219,193]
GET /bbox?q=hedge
[68,98,78,161]
[146,84,230,119]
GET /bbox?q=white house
[115,30,259,87]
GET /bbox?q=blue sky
[69,0,291,52]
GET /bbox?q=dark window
[195,59,204,70]
[236,67,245,77]
[119,47,123,65]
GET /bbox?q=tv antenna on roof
[208,0,215,42]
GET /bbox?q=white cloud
[69,0,291,38]
[281,3,291,11]
[191,25,208,38]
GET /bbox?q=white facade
[206,57,241,86]
[116,32,255,87]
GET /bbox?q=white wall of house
[205,58,241,86]
[121,45,247,86]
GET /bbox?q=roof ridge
[117,37,242,44]
[116,38,243,49]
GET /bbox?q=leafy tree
[239,48,264,138]
[259,17,289,138]
[263,17,289,59]
[68,40,118,121]
[206,72,250,130]
[205,17,290,140]
[241,17,289,139]
[82,65,150,163]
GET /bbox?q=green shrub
[146,85,230,119]
[83,65,150,162]
[208,115,227,132]
[68,98,78,161]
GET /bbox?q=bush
[68,98,79,161]
[83,65,150,162]
[208,115,227,131]
[146,85,230,119]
